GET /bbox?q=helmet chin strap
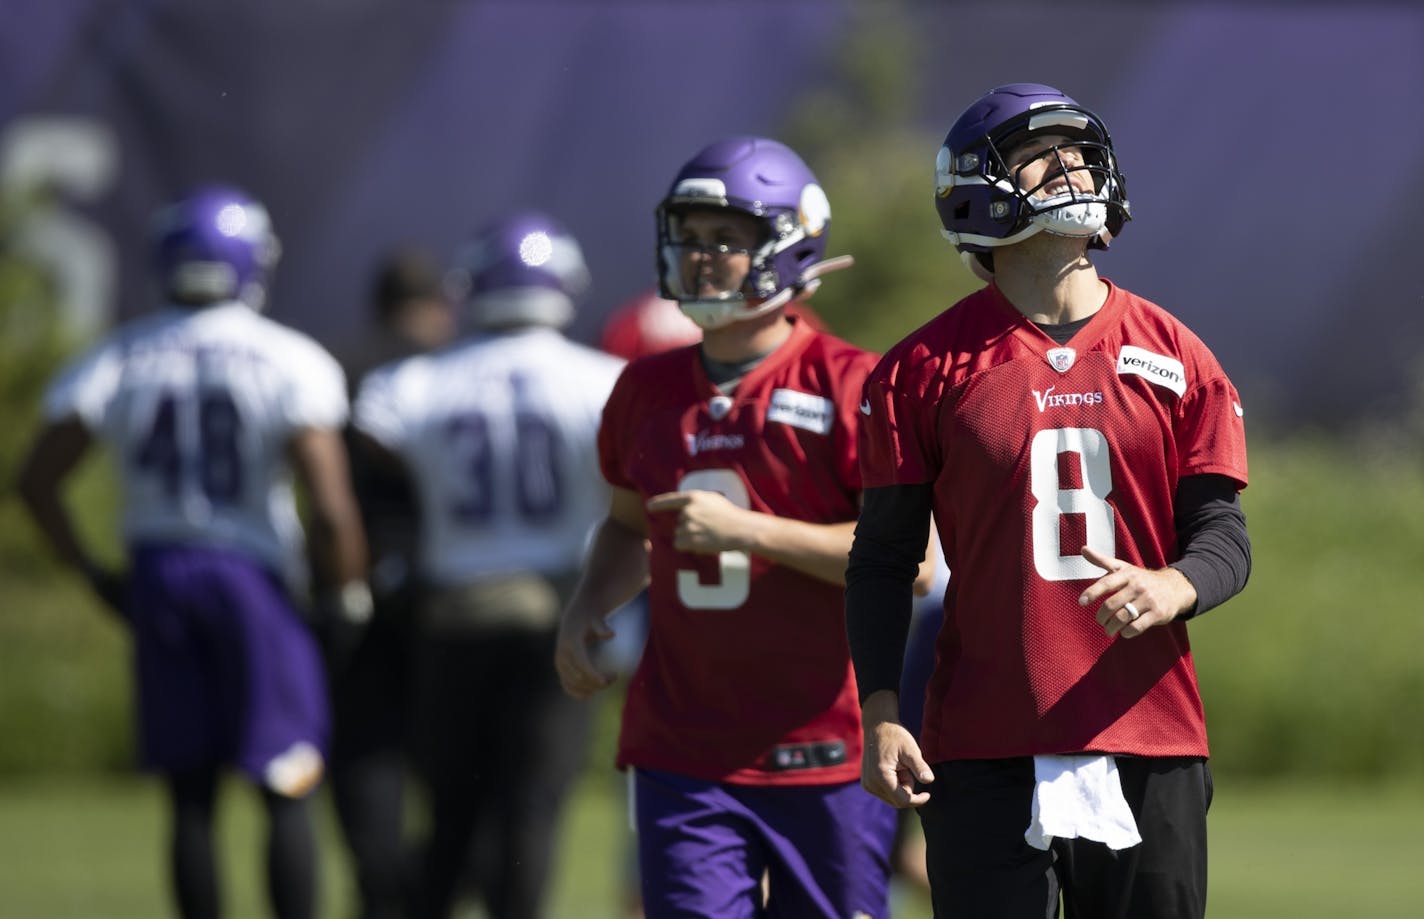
[677,255,855,330]
[1030,194,1108,239]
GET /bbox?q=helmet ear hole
[954,202,971,220]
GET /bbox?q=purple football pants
[127,543,329,784]
[633,767,896,919]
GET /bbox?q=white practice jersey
[43,301,349,587]
[353,326,624,587]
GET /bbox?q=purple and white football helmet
[453,209,590,329]
[656,136,850,330]
[935,83,1130,275]
[150,184,281,309]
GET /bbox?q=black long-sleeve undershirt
[844,474,1251,704]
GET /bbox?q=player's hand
[645,490,748,555]
[554,604,617,700]
[860,691,933,808]
[81,561,129,620]
[1079,546,1198,638]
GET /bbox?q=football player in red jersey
[556,136,897,919]
[847,83,1252,919]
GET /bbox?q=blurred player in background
[848,83,1251,918]
[327,247,455,919]
[17,184,369,919]
[345,247,457,384]
[600,286,701,362]
[352,209,624,919]
[555,136,897,919]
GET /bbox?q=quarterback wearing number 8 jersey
[847,83,1252,919]
[859,279,1247,760]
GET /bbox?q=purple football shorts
[633,767,896,919]
[126,543,329,788]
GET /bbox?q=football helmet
[452,209,589,329]
[656,136,851,330]
[150,184,281,309]
[934,83,1130,274]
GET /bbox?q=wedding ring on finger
[1123,601,1142,621]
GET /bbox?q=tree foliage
[779,0,981,354]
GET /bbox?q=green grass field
[4,431,1424,917]
[1,772,1419,918]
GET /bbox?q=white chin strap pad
[678,295,784,330]
[1031,197,1108,239]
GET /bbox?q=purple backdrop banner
[3,1,1422,429]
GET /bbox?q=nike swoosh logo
[860,399,872,416]
[1233,401,1244,417]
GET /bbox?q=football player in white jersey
[352,209,623,919]
[17,184,368,919]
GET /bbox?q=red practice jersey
[860,281,1248,762]
[599,318,878,785]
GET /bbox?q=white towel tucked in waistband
[1024,754,1142,851]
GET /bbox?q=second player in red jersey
[557,136,897,919]
[600,317,876,784]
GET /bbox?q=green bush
[1,183,128,773]
[1193,433,1424,779]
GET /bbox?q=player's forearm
[737,515,857,586]
[308,505,368,586]
[567,516,650,617]
[844,484,932,700]
[16,419,99,571]
[18,485,92,571]
[289,427,369,586]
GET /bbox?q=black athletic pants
[917,756,1211,919]
[406,625,592,919]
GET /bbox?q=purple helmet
[935,83,1130,273]
[453,209,589,329]
[656,136,845,330]
[150,184,281,308]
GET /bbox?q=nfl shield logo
[1046,347,1076,373]
[708,395,733,419]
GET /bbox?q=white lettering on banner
[766,388,834,435]
[1116,345,1186,396]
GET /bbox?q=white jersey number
[1030,426,1115,581]
[674,469,751,610]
